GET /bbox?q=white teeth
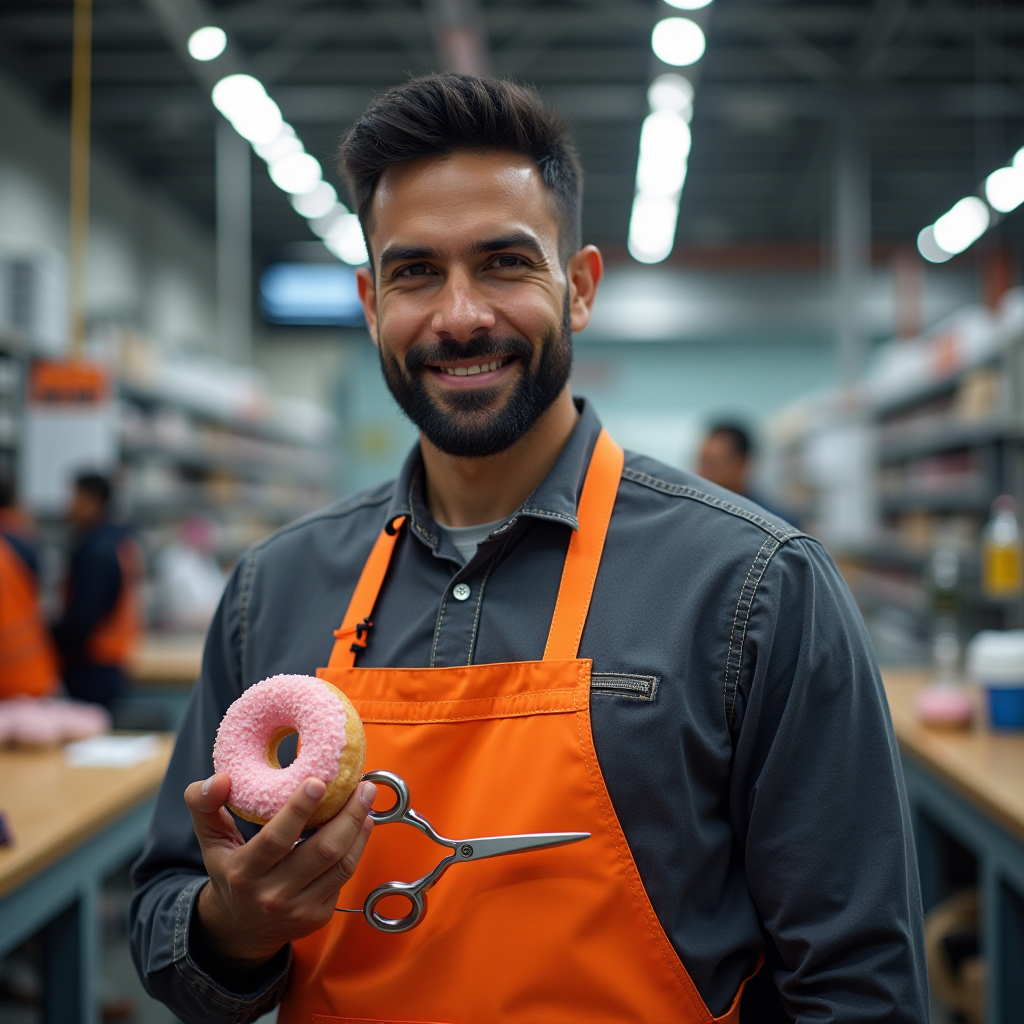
[441,357,506,376]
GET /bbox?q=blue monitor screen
[259,263,365,326]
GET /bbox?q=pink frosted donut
[213,674,365,826]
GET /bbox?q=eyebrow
[378,244,442,272]
[471,232,545,259]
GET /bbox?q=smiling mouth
[430,355,514,377]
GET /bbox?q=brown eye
[495,255,522,268]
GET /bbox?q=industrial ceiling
[0,0,1022,272]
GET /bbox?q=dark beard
[378,295,572,458]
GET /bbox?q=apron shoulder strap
[325,429,623,668]
[326,516,406,669]
[543,429,624,661]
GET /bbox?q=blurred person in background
[153,516,226,632]
[697,420,789,521]
[53,472,143,708]
[0,479,59,697]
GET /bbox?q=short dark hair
[708,422,752,458]
[339,73,583,261]
[75,471,112,507]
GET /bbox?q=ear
[356,267,379,346]
[566,245,603,334]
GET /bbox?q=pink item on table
[214,674,349,823]
[915,685,975,728]
[0,697,112,746]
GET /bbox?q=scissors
[335,770,590,933]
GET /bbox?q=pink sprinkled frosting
[213,674,348,822]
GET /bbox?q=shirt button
[452,583,471,601]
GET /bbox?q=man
[0,480,59,697]
[130,74,927,1023]
[696,420,790,523]
[53,472,142,708]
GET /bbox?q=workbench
[121,633,205,732]
[883,670,1024,1024]
[0,736,173,1024]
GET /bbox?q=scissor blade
[455,832,590,861]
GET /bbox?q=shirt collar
[384,397,604,544]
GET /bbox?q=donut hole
[265,727,300,769]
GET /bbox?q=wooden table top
[130,633,205,687]
[0,734,174,899]
[882,669,1024,841]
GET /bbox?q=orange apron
[0,534,58,698]
[281,430,753,1024]
[85,537,143,666]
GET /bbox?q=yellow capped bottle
[981,495,1024,600]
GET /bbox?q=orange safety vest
[86,536,143,667]
[280,430,758,1024]
[0,534,58,698]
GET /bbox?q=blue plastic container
[986,685,1024,730]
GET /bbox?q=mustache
[403,334,534,373]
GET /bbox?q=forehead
[369,151,559,247]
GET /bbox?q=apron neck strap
[326,516,406,669]
[542,429,623,661]
[326,429,623,668]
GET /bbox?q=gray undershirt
[437,517,508,563]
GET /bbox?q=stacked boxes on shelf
[764,289,1024,665]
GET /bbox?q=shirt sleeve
[128,550,292,1024]
[730,536,929,1023]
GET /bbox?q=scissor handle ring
[363,882,426,933]
[361,770,409,825]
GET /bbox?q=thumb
[184,773,241,850]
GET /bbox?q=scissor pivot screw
[460,844,473,857]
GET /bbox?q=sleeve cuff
[174,877,292,1019]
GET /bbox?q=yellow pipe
[69,0,93,360]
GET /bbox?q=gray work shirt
[129,399,928,1023]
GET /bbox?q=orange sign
[29,360,109,405]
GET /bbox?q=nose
[430,267,496,342]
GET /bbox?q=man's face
[68,486,104,530]
[356,151,599,458]
[696,433,750,496]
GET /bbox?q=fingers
[185,773,244,853]
[236,777,329,876]
[289,782,377,886]
[304,810,374,905]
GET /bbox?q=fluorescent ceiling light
[652,18,706,67]
[628,194,679,264]
[253,126,302,164]
[648,74,694,118]
[933,196,990,256]
[291,182,340,219]
[188,26,226,61]
[308,204,346,238]
[640,110,692,163]
[211,74,282,144]
[985,166,1024,214]
[916,225,953,264]
[325,215,369,265]
[269,152,323,194]
[663,0,713,7]
[1014,146,1024,169]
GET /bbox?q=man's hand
[185,772,376,966]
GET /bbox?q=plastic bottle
[981,495,1024,601]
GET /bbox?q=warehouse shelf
[120,441,330,486]
[878,418,1024,464]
